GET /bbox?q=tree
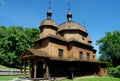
[0,26,39,68]
[97,31,120,67]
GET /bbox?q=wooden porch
[19,48,107,80]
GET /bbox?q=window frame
[93,55,95,60]
[79,51,83,60]
[86,53,90,60]
[58,49,63,58]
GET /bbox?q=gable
[19,48,49,59]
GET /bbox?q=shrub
[109,65,120,77]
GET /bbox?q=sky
[0,0,120,58]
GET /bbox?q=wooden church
[20,5,108,80]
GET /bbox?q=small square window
[58,49,63,58]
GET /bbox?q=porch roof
[19,48,49,59]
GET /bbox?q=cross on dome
[47,1,52,19]
[67,3,72,22]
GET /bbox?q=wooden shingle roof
[40,19,57,27]
[58,21,87,33]
[20,48,49,59]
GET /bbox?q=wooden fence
[0,69,28,76]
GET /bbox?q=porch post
[24,60,26,77]
[20,60,23,78]
[29,59,31,78]
[98,64,102,76]
[93,63,98,76]
[34,61,37,80]
[46,65,49,79]
[93,63,96,76]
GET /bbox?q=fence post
[11,69,13,76]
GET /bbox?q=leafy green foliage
[97,31,120,67]
[0,26,39,68]
[109,65,120,77]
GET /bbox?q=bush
[109,65,120,77]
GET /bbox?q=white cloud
[0,0,6,5]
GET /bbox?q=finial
[47,1,52,19]
[67,3,72,22]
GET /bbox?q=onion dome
[47,8,52,19]
[67,3,72,22]
[67,11,72,22]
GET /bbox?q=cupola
[58,4,90,44]
[39,2,58,38]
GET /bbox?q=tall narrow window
[58,49,63,58]
[93,55,95,60]
[86,53,90,60]
[79,51,83,60]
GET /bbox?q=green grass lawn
[0,76,119,81]
[61,76,120,81]
[0,75,20,80]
